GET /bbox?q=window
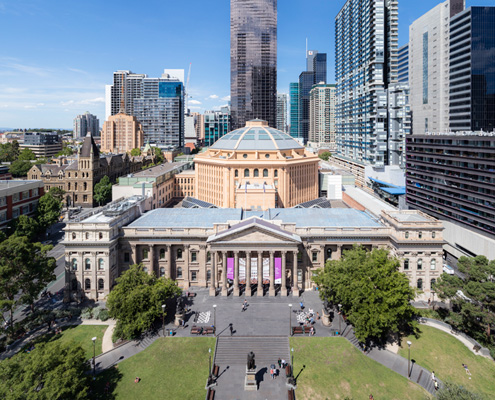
[297,252,302,262]
[265,154,270,159]
[263,169,268,177]
[244,169,249,178]
[326,248,332,260]
[124,252,130,263]
[72,258,78,271]
[417,259,423,270]
[143,248,149,259]
[432,231,436,239]
[243,154,247,159]
[99,232,103,240]
[423,31,429,105]
[72,232,76,240]
[85,232,89,239]
[98,279,104,290]
[207,270,211,282]
[417,278,423,290]
[85,279,91,290]
[191,271,197,281]
[430,259,436,270]
[177,249,183,259]
[159,267,165,277]
[253,169,259,177]
[83,182,87,191]
[274,170,278,177]
[405,231,409,239]
[191,252,197,262]
[312,252,318,262]
[404,258,409,270]
[431,279,436,289]
[85,259,91,270]
[98,258,104,270]
[177,267,183,279]
[418,232,423,239]
[83,195,88,203]
[297,269,302,283]
[207,252,211,262]
[160,249,165,259]
[235,170,238,177]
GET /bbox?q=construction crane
[185,63,192,115]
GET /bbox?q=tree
[18,148,36,161]
[152,147,165,164]
[0,141,20,162]
[9,160,33,177]
[319,151,332,161]
[107,264,182,340]
[48,187,66,202]
[36,191,62,231]
[435,256,495,344]
[55,144,74,157]
[130,148,141,156]
[437,382,485,400]
[93,176,112,206]
[0,340,90,400]
[12,215,40,241]
[0,236,56,335]
[313,246,418,343]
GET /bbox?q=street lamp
[288,304,292,336]
[92,336,97,376]
[338,304,342,335]
[291,347,294,376]
[213,304,217,333]
[407,340,412,378]
[208,347,212,386]
[162,304,166,336]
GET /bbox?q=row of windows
[72,258,105,270]
[136,248,199,262]
[404,259,437,271]
[405,231,435,239]
[83,278,105,291]
[72,232,104,240]
[417,278,436,291]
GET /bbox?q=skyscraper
[276,93,288,132]
[73,112,99,139]
[335,0,398,166]
[398,44,409,84]
[230,0,277,129]
[309,83,336,149]
[289,83,300,138]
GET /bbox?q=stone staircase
[214,336,290,367]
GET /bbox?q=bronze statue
[247,351,255,370]
[176,297,184,314]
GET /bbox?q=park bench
[207,387,215,400]
[203,327,215,335]
[288,388,295,400]
[212,364,220,378]
[292,326,306,335]
[190,326,202,335]
[285,364,292,377]
[186,291,196,298]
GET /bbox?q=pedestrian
[241,303,245,312]
[299,301,304,310]
[229,324,234,336]
[310,326,315,336]
[316,311,320,320]
[431,371,435,381]
[462,363,472,376]
[134,377,140,383]
[278,358,282,368]
[243,299,248,309]
[369,395,374,400]
[434,380,439,391]
[281,359,286,368]
[270,368,274,379]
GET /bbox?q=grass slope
[398,325,495,399]
[291,337,430,400]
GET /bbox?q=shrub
[92,307,102,320]
[80,307,93,320]
[98,309,110,321]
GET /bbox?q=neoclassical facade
[64,201,444,302]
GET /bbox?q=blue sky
[0,0,491,129]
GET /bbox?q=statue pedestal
[174,312,184,327]
[244,367,257,391]
[321,309,331,327]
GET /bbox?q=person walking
[270,368,274,379]
[278,358,282,368]
[229,324,234,336]
[431,371,435,381]
[434,380,439,391]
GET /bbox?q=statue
[176,297,184,314]
[247,351,255,370]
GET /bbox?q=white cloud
[24,105,37,109]
[221,95,231,101]
[189,99,202,105]
[207,94,219,99]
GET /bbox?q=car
[443,264,455,275]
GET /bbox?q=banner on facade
[227,257,234,280]
[275,257,282,284]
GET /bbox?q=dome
[210,120,304,151]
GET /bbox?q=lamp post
[208,347,212,386]
[407,341,412,378]
[213,304,217,333]
[338,304,342,335]
[162,304,166,336]
[291,347,294,376]
[92,336,97,376]
[289,304,292,336]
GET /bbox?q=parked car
[443,264,455,275]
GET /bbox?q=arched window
[72,232,76,240]
[274,169,278,177]
[235,170,238,177]
[253,169,259,177]
[160,249,165,259]
[85,232,89,239]
[98,279,104,290]
[71,278,78,291]
[83,182,87,191]
[85,259,91,270]
[98,258,104,270]
[404,258,409,270]
[263,168,268,177]
[418,231,423,239]
[159,267,165,277]
[72,258,78,270]
[177,248,183,259]
[431,279,436,289]
[417,278,423,290]
[143,248,149,259]
[405,231,409,239]
[177,267,183,278]
[430,259,436,270]
[417,259,423,270]
[85,278,91,290]
[99,232,103,239]
[207,270,211,282]
[244,169,250,178]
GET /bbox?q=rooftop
[0,180,43,191]
[130,162,187,178]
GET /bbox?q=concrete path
[79,319,116,353]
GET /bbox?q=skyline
[0,0,491,129]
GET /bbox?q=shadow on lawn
[89,366,123,400]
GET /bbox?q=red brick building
[0,180,45,230]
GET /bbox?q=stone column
[234,251,240,297]
[293,250,299,297]
[131,244,137,265]
[269,251,275,296]
[281,251,287,296]
[245,251,252,297]
[257,252,263,296]
[183,245,190,289]
[209,251,216,296]
[166,245,172,279]
[149,245,154,276]
[221,251,228,296]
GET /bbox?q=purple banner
[275,257,282,284]
[227,257,234,280]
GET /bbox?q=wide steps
[215,336,289,366]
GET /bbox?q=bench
[212,364,220,378]
[186,291,196,298]
[207,388,215,400]
[292,326,306,335]
[288,388,295,400]
[190,326,202,335]
[203,327,215,335]
[285,364,292,377]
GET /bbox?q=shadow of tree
[89,366,123,400]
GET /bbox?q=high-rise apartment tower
[73,112,99,139]
[276,93,288,132]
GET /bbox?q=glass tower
[289,82,300,138]
[230,0,277,130]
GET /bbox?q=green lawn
[398,325,495,399]
[290,337,430,400]
[36,324,108,360]
[93,337,215,400]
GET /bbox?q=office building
[0,180,44,230]
[409,0,465,135]
[387,84,411,167]
[190,112,205,144]
[100,113,144,154]
[289,83,300,138]
[398,44,409,84]
[449,6,495,132]
[335,0,398,166]
[203,106,231,147]
[309,83,336,149]
[276,93,288,132]
[230,0,277,129]
[21,132,63,158]
[108,71,147,117]
[73,112,99,139]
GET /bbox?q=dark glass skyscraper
[230,0,277,130]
